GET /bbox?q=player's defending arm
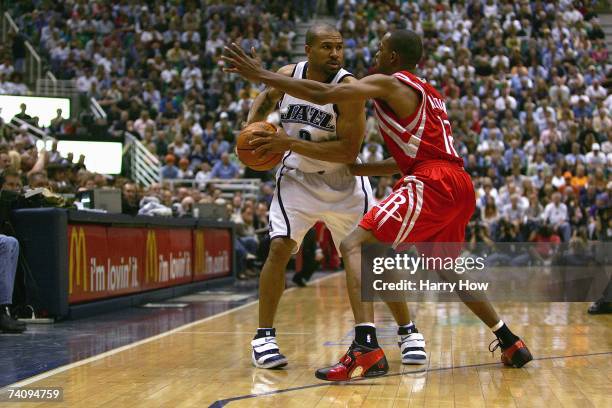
[223,44,394,104]
[246,64,295,124]
[348,157,401,176]
[283,76,366,163]
[249,77,366,163]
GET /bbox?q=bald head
[306,24,341,46]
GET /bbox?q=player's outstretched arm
[247,64,295,124]
[281,76,366,163]
[223,43,393,105]
[348,157,401,176]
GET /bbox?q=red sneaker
[315,342,389,381]
[490,338,533,368]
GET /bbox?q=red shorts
[360,161,475,249]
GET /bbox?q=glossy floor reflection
[0,287,259,388]
[1,273,611,407]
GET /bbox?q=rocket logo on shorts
[374,189,407,228]
[369,177,425,247]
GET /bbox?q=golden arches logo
[69,227,87,294]
[145,230,158,283]
[194,231,206,274]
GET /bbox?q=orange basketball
[236,121,283,171]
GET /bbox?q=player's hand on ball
[250,127,291,156]
[222,43,264,81]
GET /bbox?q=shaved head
[306,24,341,46]
[387,30,423,68]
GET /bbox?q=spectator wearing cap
[210,152,239,180]
[161,154,179,179]
[586,143,605,170]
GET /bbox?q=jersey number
[298,130,311,141]
[438,117,459,157]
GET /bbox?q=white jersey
[279,61,353,173]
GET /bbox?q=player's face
[373,33,394,74]
[306,33,344,76]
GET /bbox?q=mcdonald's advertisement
[68,225,230,304]
[192,229,232,281]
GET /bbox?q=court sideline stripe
[0,272,343,393]
[208,350,612,407]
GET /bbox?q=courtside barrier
[10,209,235,319]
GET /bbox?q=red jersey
[372,70,464,175]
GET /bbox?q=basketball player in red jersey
[223,30,532,381]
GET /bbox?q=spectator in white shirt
[502,194,526,225]
[586,80,608,102]
[0,57,14,77]
[169,134,191,158]
[551,166,566,190]
[75,68,98,93]
[478,129,505,155]
[586,143,606,169]
[361,142,384,164]
[133,110,155,138]
[541,192,571,241]
[181,59,202,82]
[205,32,224,56]
[195,162,212,189]
[549,76,570,105]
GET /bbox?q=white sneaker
[398,332,427,364]
[251,336,288,369]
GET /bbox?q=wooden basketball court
[4,273,611,407]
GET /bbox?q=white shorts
[269,165,373,254]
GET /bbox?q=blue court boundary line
[208,351,612,407]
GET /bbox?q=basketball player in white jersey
[245,24,427,369]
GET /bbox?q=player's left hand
[250,127,291,155]
[222,43,264,81]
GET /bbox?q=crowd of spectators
[342,0,611,246]
[0,0,305,279]
[0,0,610,271]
